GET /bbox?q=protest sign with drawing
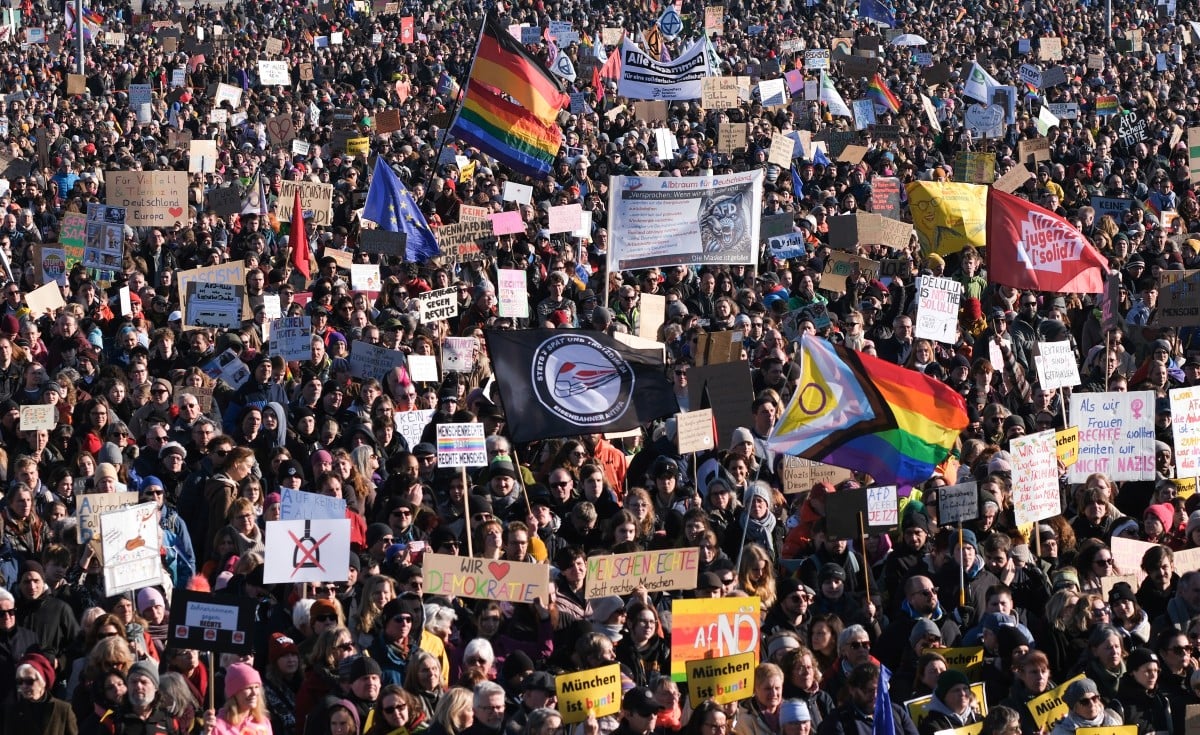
[264,519,352,584]
[422,552,551,603]
[1069,391,1157,482]
[670,597,760,681]
[436,423,487,467]
[100,502,163,596]
[1011,430,1061,526]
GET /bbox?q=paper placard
[25,280,66,317]
[19,404,57,431]
[584,548,700,598]
[780,456,855,493]
[348,340,407,380]
[1035,341,1081,389]
[100,502,163,596]
[768,134,794,168]
[269,316,313,362]
[915,276,964,344]
[497,268,528,319]
[263,519,351,583]
[938,481,979,523]
[422,552,552,603]
[670,597,761,682]
[77,492,141,558]
[676,409,716,454]
[350,264,381,292]
[867,485,898,526]
[257,60,290,85]
[1171,387,1200,478]
[436,422,487,467]
[407,354,439,383]
[502,181,533,204]
[557,665,622,724]
[1069,391,1157,482]
[1011,430,1062,525]
[416,286,458,323]
[1056,427,1080,467]
[548,203,583,234]
[686,652,756,706]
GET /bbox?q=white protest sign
[186,282,243,328]
[503,181,533,204]
[417,287,458,323]
[19,404,57,431]
[1070,390,1157,482]
[269,316,313,362]
[1035,341,1081,389]
[264,519,351,583]
[915,276,963,343]
[279,487,346,520]
[436,422,488,467]
[676,409,716,455]
[1011,430,1062,525]
[407,354,439,383]
[442,336,476,373]
[394,409,434,449]
[1171,386,1200,479]
[866,485,898,526]
[257,60,291,85]
[100,501,163,596]
[213,82,243,108]
[938,481,979,524]
[348,341,407,380]
[498,269,528,318]
[350,264,381,292]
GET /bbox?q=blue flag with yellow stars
[363,157,440,262]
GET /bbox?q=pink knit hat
[224,662,262,699]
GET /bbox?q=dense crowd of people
[0,0,1198,734]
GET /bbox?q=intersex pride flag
[987,188,1108,293]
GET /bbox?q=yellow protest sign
[907,683,988,729]
[906,181,988,255]
[1177,476,1197,499]
[1056,427,1080,467]
[686,652,756,705]
[556,664,621,724]
[938,646,985,679]
[345,137,370,155]
[1077,728,1138,735]
[1027,674,1084,731]
[944,725,984,735]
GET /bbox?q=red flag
[986,188,1108,293]
[289,188,310,280]
[400,16,414,44]
[599,45,622,81]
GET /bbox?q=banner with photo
[617,36,710,100]
[608,170,763,270]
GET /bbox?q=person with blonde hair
[424,687,473,735]
[209,663,271,735]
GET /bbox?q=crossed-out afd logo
[531,334,635,426]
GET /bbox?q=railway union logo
[530,333,634,427]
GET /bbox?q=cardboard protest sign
[670,597,761,681]
[1034,341,1081,390]
[1011,430,1061,525]
[106,171,188,227]
[24,281,66,317]
[1026,675,1085,731]
[436,219,492,263]
[207,186,242,217]
[676,409,716,455]
[348,340,407,380]
[269,317,313,362]
[779,456,854,494]
[423,552,551,603]
[19,404,57,431]
[168,590,257,653]
[688,362,754,444]
[915,276,964,344]
[821,251,880,292]
[277,180,334,226]
[994,164,1034,194]
[279,488,346,521]
[938,481,979,524]
[585,548,700,598]
[1069,391,1157,482]
[263,519,351,583]
[100,502,163,595]
[686,652,756,706]
[498,269,528,319]
[78,492,140,558]
[436,423,487,467]
[938,646,985,678]
[557,665,622,724]
[1172,386,1200,479]
[1156,271,1200,328]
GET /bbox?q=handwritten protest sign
[1172,387,1200,478]
[915,276,964,343]
[779,456,855,493]
[348,340,406,380]
[557,665,621,724]
[185,282,243,328]
[279,487,346,521]
[269,317,313,362]
[442,336,476,373]
[436,423,487,467]
[407,355,438,383]
[394,409,434,449]
[106,171,188,227]
[277,180,334,226]
[676,409,716,455]
[938,481,979,524]
[422,552,551,603]
[1035,341,1081,389]
[498,269,528,318]
[78,492,140,559]
[1069,391,1157,482]
[417,287,458,323]
[1026,674,1084,730]
[19,404,57,431]
[1011,430,1061,525]
[100,502,163,595]
[177,261,248,327]
[671,597,760,682]
[585,548,700,598]
[867,486,898,526]
[264,519,351,583]
[686,652,756,706]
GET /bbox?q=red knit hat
[19,651,55,691]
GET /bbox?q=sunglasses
[391,614,413,624]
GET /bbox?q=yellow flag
[906,181,988,256]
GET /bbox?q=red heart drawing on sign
[168,206,184,218]
[488,561,511,581]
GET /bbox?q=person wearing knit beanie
[934,668,971,703]
[924,669,979,735]
[17,651,56,693]
[223,661,262,700]
[269,632,300,665]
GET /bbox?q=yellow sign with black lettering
[1027,674,1085,731]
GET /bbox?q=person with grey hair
[467,681,508,735]
[1048,678,1122,735]
[0,585,36,694]
[524,707,563,735]
[819,625,876,698]
[157,671,200,721]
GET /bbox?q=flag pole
[423,10,488,198]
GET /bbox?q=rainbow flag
[769,335,969,486]
[471,13,570,126]
[451,81,562,178]
[1096,94,1119,115]
[867,73,901,114]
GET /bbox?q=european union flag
[363,158,440,262]
[813,146,831,167]
[790,165,805,200]
[875,664,896,735]
[859,0,896,27]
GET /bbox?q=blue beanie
[140,476,164,492]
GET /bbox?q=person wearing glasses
[820,626,878,699]
[296,626,360,735]
[369,594,447,687]
[1048,678,1123,735]
[9,651,75,735]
